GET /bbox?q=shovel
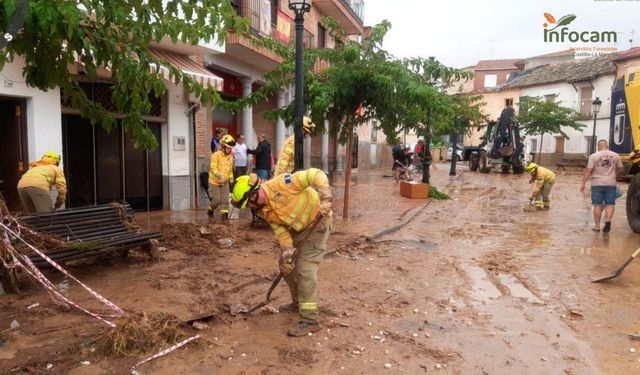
[241,272,283,314]
[592,247,640,283]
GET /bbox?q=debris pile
[428,186,451,200]
[159,223,246,255]
[95,312,193,357]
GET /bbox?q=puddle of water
[378,239,436,252]
[498,274,543,304]
[465,266,503,300]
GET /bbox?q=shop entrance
[0,97,28,211]
[62,115,163,211]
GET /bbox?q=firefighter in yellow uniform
[526,162,555,210]
[231,168,333,337]
[17,152,67,213]
[208,135,235,222]
[274,117,316,176]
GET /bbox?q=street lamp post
[449,116,464,176]
[590,97,603,154]
[289,0,311,171]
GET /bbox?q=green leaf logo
[549,14,577,30]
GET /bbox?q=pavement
[2,161,640,374]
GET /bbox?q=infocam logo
[543,13,617,43]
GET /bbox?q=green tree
[0,0,245,148]
[517,96,586,163]
[250,20,477,217]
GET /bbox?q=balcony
[313,0,365,35]
[225,0,283,71]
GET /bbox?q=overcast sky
[363,0,639,68]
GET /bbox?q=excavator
[611,53,640,232]
[468,107,526,174]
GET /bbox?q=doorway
[0,98,28,211]
[62,115,163,211]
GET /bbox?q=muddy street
[2,164,640,374]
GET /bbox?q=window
[270,0,278,26]
[483,74,497,88]
[231,0,241,14]
[554,136,565,154]
[544,94,557,103]
[530,139,538,156]
[579,86,593,115]
[505,73,511,81]
[505,98,514,108]
[585,136,594,154]
[317,24,326,48]
[370,122,378,143]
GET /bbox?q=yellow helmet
[221,135,236,148]
[42,152,61,165]
[303,117,315,134]
[525,162,537,174]
[231,174,260,209]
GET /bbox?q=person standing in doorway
[248,134,272,180]
[233,134,248,179]
[210,128,226,153]
[581,140,624,233]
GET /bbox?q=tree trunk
[537,133,544,164]
[343,123,355,219]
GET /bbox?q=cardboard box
[400,181,429,199]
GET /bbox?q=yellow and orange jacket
[209,151,234,186]
[257,168,333,249]
[274,134,295,177]
[532,166,555,195]
[17,160,67,199]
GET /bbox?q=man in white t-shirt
[581,140,624,233]
[233,134,248,180]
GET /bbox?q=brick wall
[252,93,278,148]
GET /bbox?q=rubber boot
[287,321,322,337]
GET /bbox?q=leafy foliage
[517,96,586,138]
[0,0,246,148]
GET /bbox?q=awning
[148,49,223,91]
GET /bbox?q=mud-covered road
[2,163,640,374]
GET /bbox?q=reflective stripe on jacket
[274,134,295,176]
[258,168,331,248]
[533,166,555,194]
[17,164,67,196]
[209,151,234,186]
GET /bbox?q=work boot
[207,208,214,217]
[221,213,229,225]
[287,321,322,337]
[278,302,298,313]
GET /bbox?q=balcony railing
[341,0,364,23]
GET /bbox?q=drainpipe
[185,102,200,209]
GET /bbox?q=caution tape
[0,218,199,368]
[0,222,124,326]
[130,334,200,374]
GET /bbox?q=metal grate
[62,81,164,117]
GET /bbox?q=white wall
[0,56,62,163]
[165,82,191,176]
[520,74,614,155]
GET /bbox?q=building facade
[0,33,225,212]
[498,54,617,165]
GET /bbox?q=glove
[54,197,64,210]
[319,201,332,217]
[320,212,333,232]
[279,247,296,275]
